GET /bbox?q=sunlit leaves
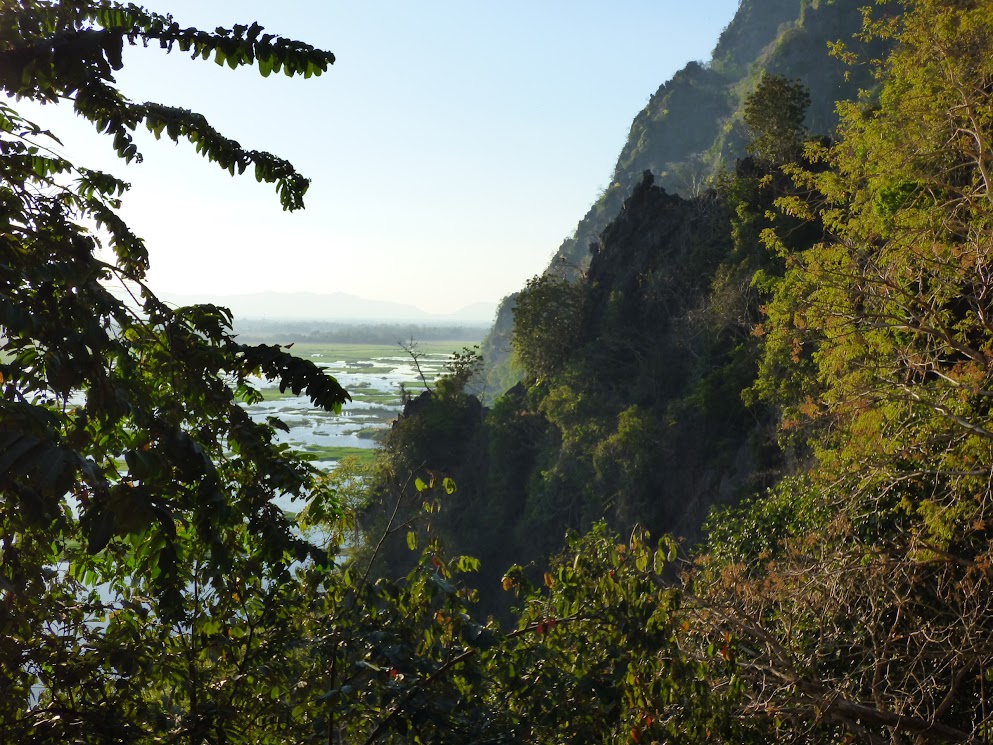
[743,74,810,165]
[730,1,993,740]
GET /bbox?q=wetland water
[29,342,470,703]
[245,342,456,473]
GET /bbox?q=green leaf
[430,573,456,596]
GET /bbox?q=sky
[23,1,740,315]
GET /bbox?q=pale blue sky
[27,2,740,314]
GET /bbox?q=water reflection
[245,352,448,457]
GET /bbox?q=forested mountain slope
[483,0,883,389]
[371,0,889,598]
[362,105,824,614]
[352,1,993,738]
[10,1,993,741]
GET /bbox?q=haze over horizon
[162,289,499,323]
[21,1,739,314]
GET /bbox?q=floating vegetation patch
[299,444,380,465]
[243,342,454,465]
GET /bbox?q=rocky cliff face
[371,1,894,604]
[482,0,882,389]
[569,172,781,542]
[377,171,786,614]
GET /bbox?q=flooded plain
[245,343,457,470]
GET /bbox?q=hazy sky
[25,1,739,314]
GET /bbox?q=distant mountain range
[159,291,498,324]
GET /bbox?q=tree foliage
[723,0,993,739]
[10,0,993,742]
[742,73,811,165]
[511,273,586,383]
[358,0,993,741]
[0,2,348,740]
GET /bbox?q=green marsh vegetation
[241,341,461,475]
[287,341,468,362]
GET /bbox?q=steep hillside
[362,152,808,617]
[358,1,892,615]
[483,0,882,389]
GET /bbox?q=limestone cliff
[483,0,883,389]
